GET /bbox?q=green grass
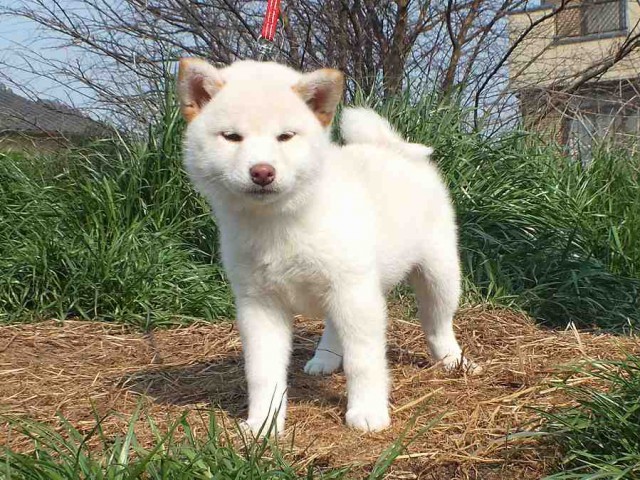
[0,404,435,479]
[539,354,640,479]
[1,93,639,330]
[0,92,234,327]
[376,96,640,331]
[0,407,342,479]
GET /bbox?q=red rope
[260,0,281,41]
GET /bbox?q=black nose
[249,163,276,186]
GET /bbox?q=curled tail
[339,107,434,161]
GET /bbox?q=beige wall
[508,0,640,89]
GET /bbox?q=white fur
[181,60,475,435]
[340,107,434,161]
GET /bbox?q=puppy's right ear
[293,69,344,127]
[177,58,225,122]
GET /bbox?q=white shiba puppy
[177,58,476,434]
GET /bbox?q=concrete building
[508,0,640,157]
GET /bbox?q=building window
[566,100,640,164]
[555,0,626,40]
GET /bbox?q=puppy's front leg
[236,297,292,436]
[327,280,390,432]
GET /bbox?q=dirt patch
[1,306,638,479]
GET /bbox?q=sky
[0,15,87,106]
[0,0,540,125]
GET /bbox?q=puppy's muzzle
[250,163,276,187]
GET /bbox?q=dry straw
[1,305,638,479]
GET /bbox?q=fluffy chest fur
[219,214,333,316]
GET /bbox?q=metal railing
[555,0,625,39]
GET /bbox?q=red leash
[257,0,281,60]
[260,0,281,42]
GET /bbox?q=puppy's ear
[177,58,225,122]
[293,69,344,127]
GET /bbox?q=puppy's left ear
[293,69,344,127]
[177,57,225,123]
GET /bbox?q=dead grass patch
[1,306,638,479]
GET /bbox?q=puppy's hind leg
[408,238,479,374]
[304,317,343,375]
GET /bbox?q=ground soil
[1,305,638,479]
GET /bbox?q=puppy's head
[178,59,344,211]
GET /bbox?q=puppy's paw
[240,416,284,438]
[304,351,342,375]
[345,405,390,432]
[441,355,481,375]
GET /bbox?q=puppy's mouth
[245,187,279,197]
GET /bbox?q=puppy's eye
[220,132,243,142]
[277,131,296,142]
